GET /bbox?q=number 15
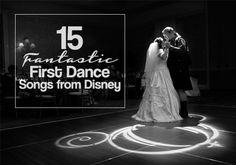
[57,26,83,50]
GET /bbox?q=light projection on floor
[55,132,109,149]
[55,114,221,154]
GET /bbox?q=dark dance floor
[1,94,236,165]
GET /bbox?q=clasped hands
[163,41,171,49]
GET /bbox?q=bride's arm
[166,38,186,54]
[159,48,168,60]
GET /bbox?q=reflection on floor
[0,92,236,165]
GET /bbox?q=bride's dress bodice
[148,49,168,78]
[155,49,168,69]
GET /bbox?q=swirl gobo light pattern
[55,132,109,149]
[55,114,221,155]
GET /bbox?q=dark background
[1,2,236,164]
[1,0,236,90]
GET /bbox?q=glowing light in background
[16,38,36,55]
[55,114,221,154]
[18,43,24,47]
[30,43,36,49]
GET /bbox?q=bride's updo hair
[162,26,181,38]
[154,37,163,49]
[162,26,175,34]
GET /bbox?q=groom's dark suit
[167,36,192,91]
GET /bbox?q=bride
[132,37,182,122]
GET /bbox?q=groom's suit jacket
[167,36,192,90]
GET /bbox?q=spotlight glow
[189,114,207,121]
[55,114,221,155]
[108,123,220,155]
[127,126,191,147]
[18,43,24,47]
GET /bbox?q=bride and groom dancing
[132,27,192,122]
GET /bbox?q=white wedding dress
[132,42,182,122]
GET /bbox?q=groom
[162,27,192,118]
